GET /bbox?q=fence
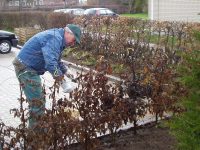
[14,27,41,43]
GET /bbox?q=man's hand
[65,69,73,78]
[71,77,79,83]
[65,69,78,82]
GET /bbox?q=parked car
[64,9,84,15]
[83,8,119,17]
[82,8,119,27]
[0,30,18,54]
[53,9,66,13]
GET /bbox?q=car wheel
[0,40,11,54]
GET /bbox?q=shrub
[163,30,200,150]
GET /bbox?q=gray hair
[64,26,73,34]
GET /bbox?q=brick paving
[0,47,78,128]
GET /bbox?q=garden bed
[68,121,177,150]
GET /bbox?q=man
[12,24,82,130]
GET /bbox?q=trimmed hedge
[0,11,74,30]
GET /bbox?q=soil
[62,48,132,78]
[62,48,177,150]
[67,122,177,150]
[97,123,177,150]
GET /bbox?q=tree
[163,30,200,150]
[110,0,147,13]
[87,0,99,5]
[128,0,135,13]
[19,0,22,11]
[134,0,146,13]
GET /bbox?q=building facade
[0,0,79,7]
[148,0,200,23]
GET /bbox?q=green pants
[15,68,45,130]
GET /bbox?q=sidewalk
[0,47,78,128]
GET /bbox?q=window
[50,2,55,5]
[99,10,107,15]
[106,9,114,15]
[9,1,14,6]
[39,0,43,5]
[33,0,37,6]
[15,1,19,6]
[22,1,26,6]
[84,9,96,15]
[74,10,84,15]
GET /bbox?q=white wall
[148,0,200,23]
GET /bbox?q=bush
[0,11,76,31]
[163,30,200,150]
[1,12,200,149]
[47,12,74,29]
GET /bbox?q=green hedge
[0,11,74,30]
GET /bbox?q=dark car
[0,30,18,54]
[64,9,84,15]
[83,8,119,16]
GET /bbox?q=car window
[84,9,96,15]
[74,10,84,15]
[65,9,72,14]
[99,9,107,15]
[106,9,114,15]
[54,9,65,12]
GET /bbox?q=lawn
[3,29,15,33]
[120,13,148,19]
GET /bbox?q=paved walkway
[0,47,78,128]
[0,46,169,135]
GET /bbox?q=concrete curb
[63,60,122,83]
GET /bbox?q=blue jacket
[17,28,68,78]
